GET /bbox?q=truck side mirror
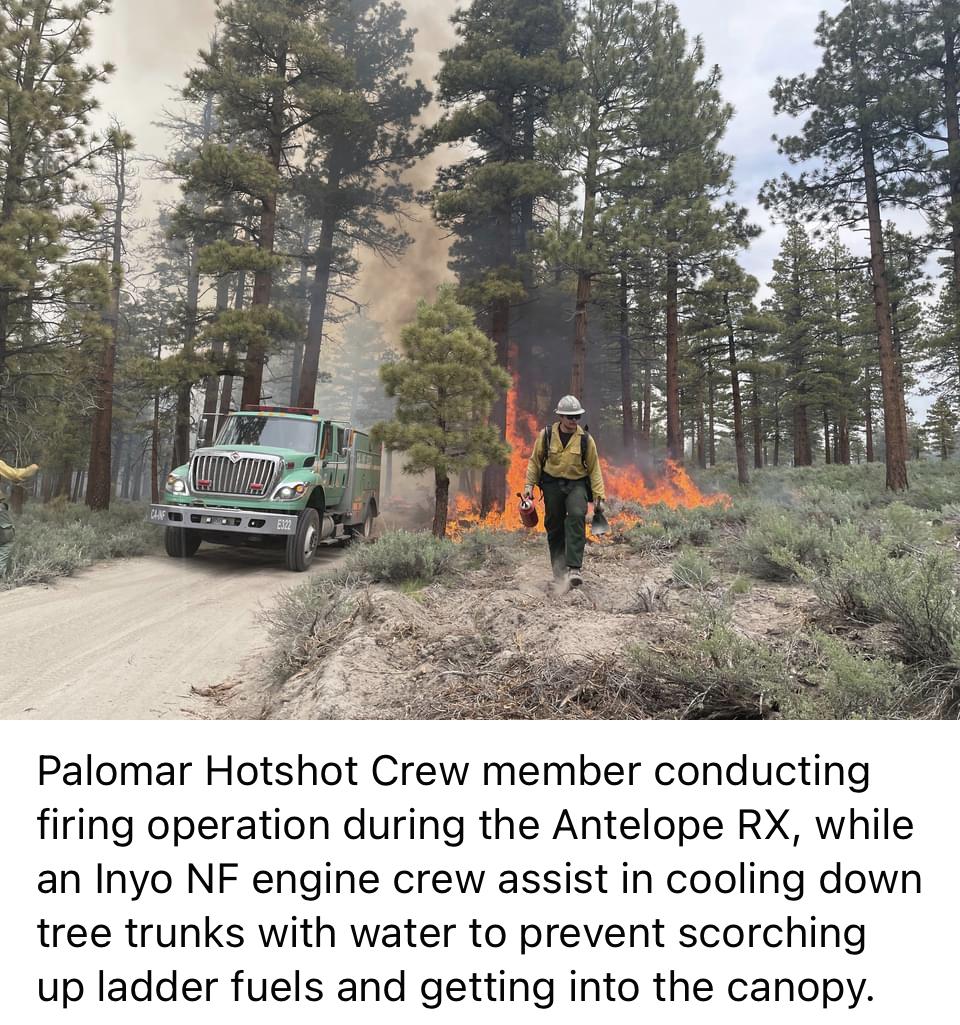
[195,415,209,451]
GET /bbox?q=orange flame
[448,379,728,539]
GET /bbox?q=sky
[86,0,937,414]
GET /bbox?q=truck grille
[190,452,282,498]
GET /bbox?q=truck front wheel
[164,526,201,558]
[285,508,319,571]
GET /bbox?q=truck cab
[148,405,380,571]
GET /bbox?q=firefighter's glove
[593,500,604,515]
[523,485,534,500]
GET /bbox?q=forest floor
[6,462,957,720]
[224,460,960,721]
[222,530,819,721]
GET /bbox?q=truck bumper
[147,504,298,536]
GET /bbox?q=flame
[447,376,728,540]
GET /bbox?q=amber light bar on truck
[241,404,320,416]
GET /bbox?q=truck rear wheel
[164,526,201,558]
[285,508,319,572]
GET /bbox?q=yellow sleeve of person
[524,426,605,501]
[0,460,40,484]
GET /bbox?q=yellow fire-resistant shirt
[525,423,605,501]
[0,460,39,484]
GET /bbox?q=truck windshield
[216,416,319,452]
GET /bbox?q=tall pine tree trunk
[481,294,510,515]
[642,363,652,442]
[87,139,126,511]
[707,354,716,466]
[823,410,831,464]
[864,369,874,463]
[890,299,909,466]
[839,414,850,464]
[433,469,450,539]
[130,449,143,501]
[480,165,513,518]
[793,402,811,466]
[861,129,907,490]
[173,240,201,466]
[297,211,338,408]
[696,402,706,469]
[219,271,246,419]
[289,222,312,405]
[518,108,537,416]
[725,294,749,485]
[298,155,343,408]
[751,374,763,470]
[571,102,600,399]
[619,264,634,453]
[112,431,125,497]
[942,22,960,347]
[665,252,682,460]
[151,328,163,503]
[831,262,848,464]
[241,49,286,408]
[121,438,134,499]
[773,397,782,466]
[201,274,233,446]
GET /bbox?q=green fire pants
[541,474,589,574]
[0,541,11,578]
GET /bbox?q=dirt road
[0,546,346,720]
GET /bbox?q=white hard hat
[555,395,585,416]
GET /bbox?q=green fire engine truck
[148,405,380,571]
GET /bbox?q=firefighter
[0,459,39,484]
[0,495,13,578]
[0,461,39,578]
[523,395,605,588]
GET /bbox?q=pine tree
[926,394,958,457]
[184,0,349,407]
[0,0,113,423]
[557,0,657,398]
[891,2,960,353]
[293,0,429,407]
[921,275,960,403]
[688,259,763,484]
[763,0,920,489]
[817,233,872,464]
[432,0,575,514]
[86,126,135,511]
[765,223,839,467]
[373,287,510,538]
[615,3,742,462]
[160,75,223,466]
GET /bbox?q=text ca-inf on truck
[147,405,380,571]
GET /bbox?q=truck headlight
[166,474,187,494]
[275,483,307,501]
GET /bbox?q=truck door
[321,426,347,507]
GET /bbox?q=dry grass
[409,652,646,719]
